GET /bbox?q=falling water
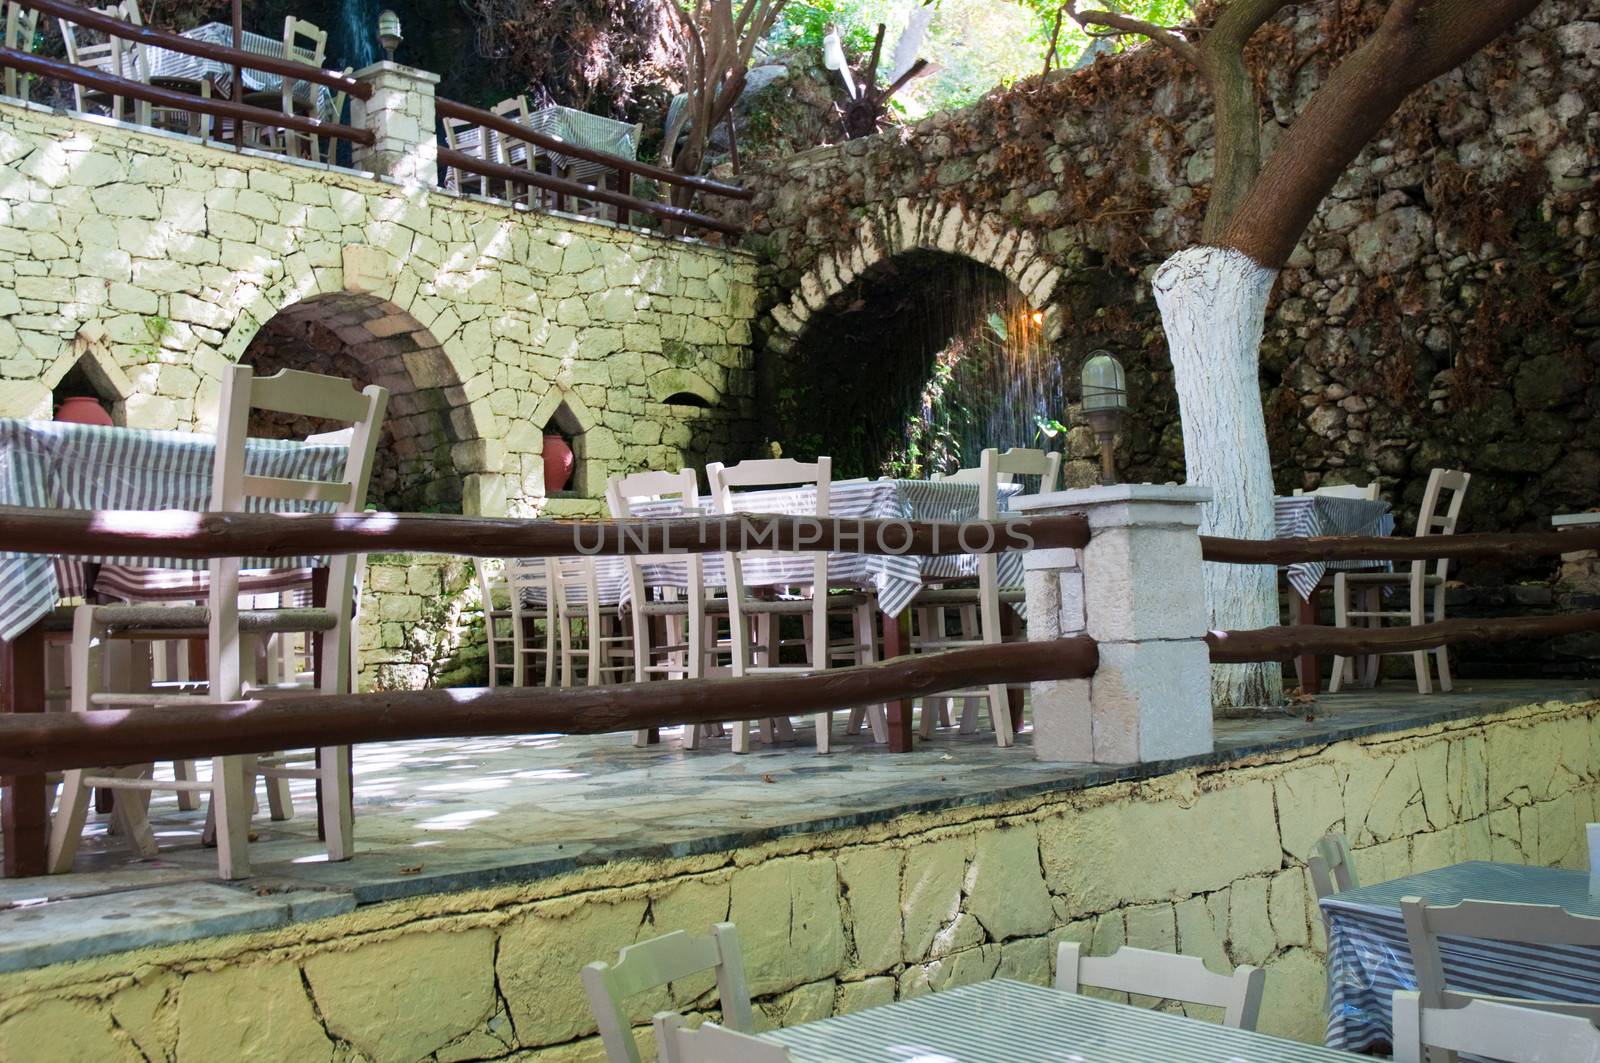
[336,0,382,71]
[883,264,1065,477]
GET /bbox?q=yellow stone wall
[3,697,1596,1061]
[0,100,761,519]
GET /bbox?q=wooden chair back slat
[1055,942,1266,1030]
[1308,831,1359,900]
[582,923,754,1063]
[1392,990,1600,1063]
[651,1015,795,1063]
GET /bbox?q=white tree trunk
[1153,245,1283,709]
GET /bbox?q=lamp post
[1080,349,1127,485]
[377,9,403,61]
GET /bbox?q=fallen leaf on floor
[939,753,954,761]
[246,832,259,842]
[762,773,776,783]
[398,864,423,875]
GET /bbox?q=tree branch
[1065,1,1201,68]
[1217,0,1545,267]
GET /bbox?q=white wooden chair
[1054,942,1266,1030]
[489,94,539,206]
[3,2,39,100]
[1308,830,1359,900]
[581,923,755,1063]
[1392,991,1600,1063]
[474,559,515,688]
[57,2,148,124]
[246,17,327,158]
[505,558,558,687]
[910,447,1060,747]
[710,456,875,755]
[606,469,710,749]
[1329,467,1470,695]
[552,556,632,689]
[48,366,386,879]
[1401,895,1600,1062]
[441,114,487,195]
[652,1016,794,1063]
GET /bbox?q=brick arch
[763,198,1065,355]
[209,269,504,515]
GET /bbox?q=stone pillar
[1012,484,1215,765]
[350,61,439,187]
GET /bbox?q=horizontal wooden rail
[13,0,371,98]
[1205,611,1600,663]
[438,147,741,238]
[1201,527,1600,565]
[0,637,1098,774]
[435,96,751,201]
[0,47,375,146]
[0,507,1091,559]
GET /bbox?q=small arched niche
[50,354,123,424]
[543,401,586,497]
[663,392,711,410]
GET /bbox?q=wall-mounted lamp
[1080,349,1127,485]
[377,9,403,61]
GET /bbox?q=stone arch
[763,198,1065,356]
[648,368,718,407]
[769,242,1065,478]
[209,258,504,515]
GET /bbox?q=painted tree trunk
[1153,245,1283,709]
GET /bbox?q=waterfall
[336,0,381,71]
[887,264,1064,477]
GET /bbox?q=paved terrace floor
[1,679,1596,973]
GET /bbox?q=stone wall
[728,2,1600,588]
[0,99,762,520]
[4,695,1597,1061]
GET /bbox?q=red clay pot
[54,396,113,426]
[543,433,574,493]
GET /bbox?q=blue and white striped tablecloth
[528,479,1023,618]
[144,23,337,121]
[764,978,1360,1061]
[0,419,348,641]
[1275,495,1395,600]
[1321,860,1600,1053]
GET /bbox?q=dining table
[761,978,1362,1061]
[1320,860,1600,1053]
[143,23,337,121]
[1274,494,1395,693]
[0,418,347,877]
[525,478,1026,752]
[450,104,642,184]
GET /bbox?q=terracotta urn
[54,396,113,426]
[543,433,574,494]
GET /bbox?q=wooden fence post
[1015,484,1215,764]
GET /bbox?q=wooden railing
[434,96,751,239]
[0,0,373,153]
[0,511,1595,776]
[1200,524,1600,663]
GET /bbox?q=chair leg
[264,766,294,821]
[173,758,201,811]
[1328,576,1348,694]
[211,754,253,880]
[320,745,354,862]
[109,765,159,859]
[1409,574,1432,695]
[47,770,92,873]
[989,685,1014,747]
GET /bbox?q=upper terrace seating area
[0,0,750,240]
